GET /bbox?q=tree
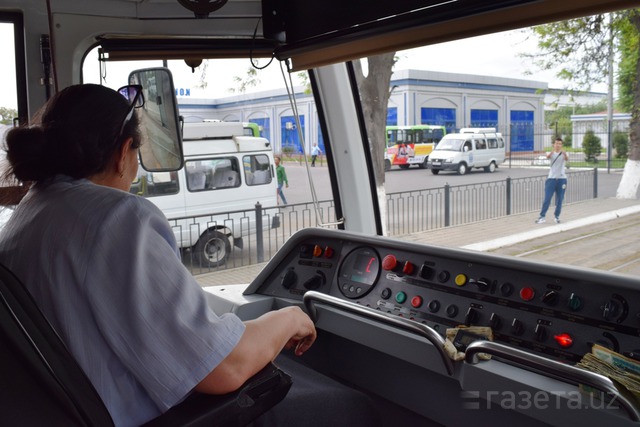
[228,67,260,94]
[525,9,640,199]
[582,129,602,162]
[351,53,396,234]
[0,107,18,125]
[352,53,397,187]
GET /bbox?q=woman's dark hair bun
[4,125,54,181]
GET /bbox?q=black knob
[281,268,297,289]
[419,264,435,280]
[303,272,325,290]
[489,313,501,330]
[511,318,524,336]
[602,300,619,321]
[428,300,440,313]
[534,324,547,342]
[541,290,559,306]
[446,304,458,318]
[438,271,450,283]
[500,282,514,297]
[380,288,392,300]
[567,293,583,311]
[464,308,479,326]
[470,278,490,292]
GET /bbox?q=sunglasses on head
[115,84,145,142]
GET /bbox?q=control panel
[246,228,640,363]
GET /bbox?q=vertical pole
[606,13,614,173]
[506,177,512,216]
[593,168,598,199]
[255,202,264,263]
[444,183,451,227]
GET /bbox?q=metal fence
[386,168,596,235]
[174,168,598,275]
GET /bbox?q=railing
[173,168,597,275]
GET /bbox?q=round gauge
[337,247,380,299]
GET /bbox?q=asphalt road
[282,161,623,203]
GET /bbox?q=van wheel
[484,162,496,173]
[457,163,468,175]
[384,160,391,172]
[195,230,231,268]
[431,169,440,175]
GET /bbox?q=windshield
[434,138,464,151]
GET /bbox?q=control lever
[464,340,640,422]
[303,291,454,376]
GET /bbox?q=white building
[178,69,553,154]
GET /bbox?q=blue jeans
[277,183,287,204]
[539,178,567,218]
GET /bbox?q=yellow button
[455,274,467,286]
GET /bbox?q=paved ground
[195,196,640,287]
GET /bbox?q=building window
[510,110,534,151]
[470,109,498,128]
[421,108,456,134]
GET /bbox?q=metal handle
[302,290,454,376]
[465,340,640,422]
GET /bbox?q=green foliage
[525,14,614,91]
[0,107,17,125]
[582,130,602,162]
[545,101,605,145]
[618,13,640,112]
[229,67,260,94]
[613,130,629,158]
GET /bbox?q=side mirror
[128,68,184,172]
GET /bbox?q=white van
[427,127,505,175]
[130,121,278,267]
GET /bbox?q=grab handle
[465,340,640,422]
[303,291,454,376]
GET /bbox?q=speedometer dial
[337,247,380,299]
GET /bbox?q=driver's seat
[0,262,291,427]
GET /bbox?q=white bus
[131,121,278,267]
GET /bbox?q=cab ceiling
[89,0,639,70]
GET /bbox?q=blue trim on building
[390,78,540,94]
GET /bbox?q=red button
[411,296,423,308]
[324,246,334,258]
[313,245,323,257]
[382,255,397,271]
[554,333,573,348]
[402,261,414,275]
[520,287,535,301]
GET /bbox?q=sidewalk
[195,197,640,288]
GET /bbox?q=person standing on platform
[535,137,569,224]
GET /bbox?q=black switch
[511,318,524,336]
[281,268,297,289]
[534,324,547,342]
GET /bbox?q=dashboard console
[205,228,640,426]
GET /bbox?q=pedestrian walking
[275,155,289,205]
[311,143,322,167]
[535,137,569,224]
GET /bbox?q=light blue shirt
[0,176,245,426]
[548,151,567,179]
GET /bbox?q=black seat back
[0,262,292,426]
[0,263,114,426]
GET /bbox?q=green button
[395,291,407,304]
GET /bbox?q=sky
[0,24,606,111]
